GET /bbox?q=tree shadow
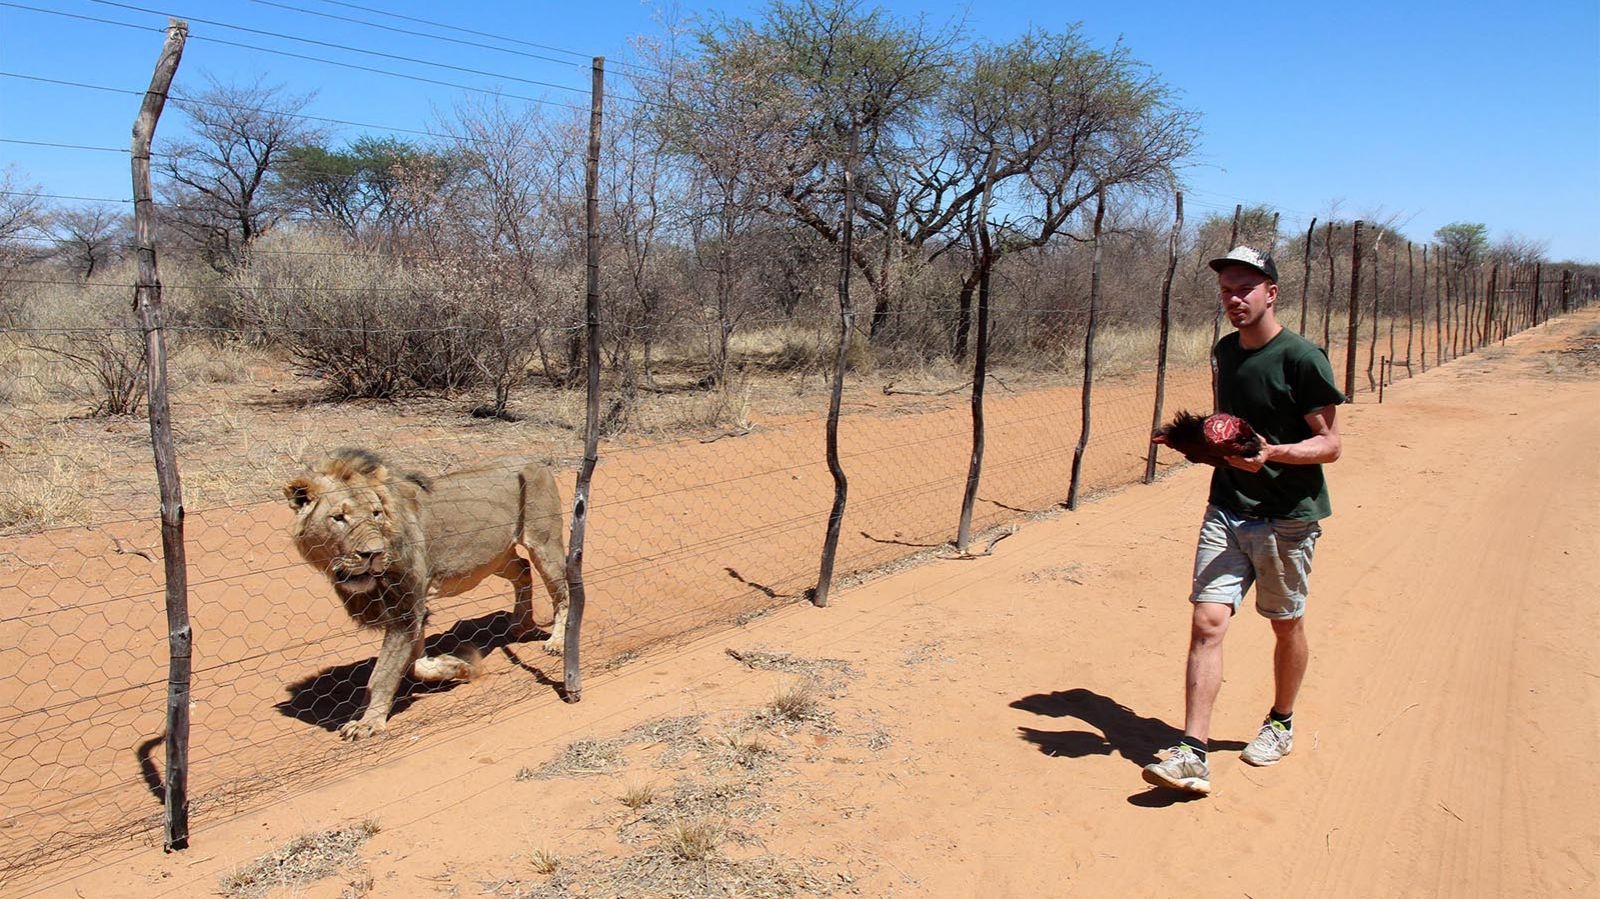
[276,611,556,732]
[1011,688,1245,767]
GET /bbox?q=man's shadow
[1011,688,1246,805]
[276,611,559,732]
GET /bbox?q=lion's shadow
[276,611,557,732]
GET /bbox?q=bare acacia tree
[159,76,321,270]
[424,94,582,409]
[0,165,52,304]
[51,204,130,280]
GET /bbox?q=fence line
[4,23,1600,894]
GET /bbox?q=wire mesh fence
[11,263,1596,883]
[4,8,1600,890]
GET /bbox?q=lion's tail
[410,644,484,682]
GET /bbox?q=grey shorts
[1190,503,1322,619]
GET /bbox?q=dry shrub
[19,276,154,416]
[230,233,458,398]
[171,341,258,386]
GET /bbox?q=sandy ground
[16,308,1600,898]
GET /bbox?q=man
[1142,245,1345,795]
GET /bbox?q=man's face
[1217,265,1277,329]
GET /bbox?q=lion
[285,448,569,740]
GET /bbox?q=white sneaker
[1240,718,1293,767]
[1141,744,1211,794]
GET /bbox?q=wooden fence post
[131,17,190,852]
[956,157,997,552]
[1067,189,1105,511]
[1366,240,1380,393]
[1144,191,1183,485]
[1532,262,1543,326]
[1298,217,1316,335]
[1321,222,1337,353]
[562,57,605,700]
[1478,262,1491,347]
[1561,269,1571,315]
[1210,204,1241,406]
[1405,242,1415,375]
[1345,221,1363,399]
[814,128,858,608]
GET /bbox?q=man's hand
[1225,443,1273,473]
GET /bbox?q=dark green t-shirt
[1209,328,1346,520]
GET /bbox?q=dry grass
[0,455,92,534]
[660,821,721,863]
[749,680,838,735]
[528,847,561,876]
[701,730,779,774]
[725,647,857,683]
[900,639,951,668]
[762,682,820,724]
[217,818,379,899]
[518,738,628,781]
[619,782,658,810]
[524,714,707,781]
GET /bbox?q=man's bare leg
[1270,616,1308,716]
[1183,601,1233,742]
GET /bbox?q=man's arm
[1227,405,1341,472]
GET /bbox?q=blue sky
[2,0,1597,261]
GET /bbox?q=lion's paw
[542,637,564,656]
[339,718,388,741]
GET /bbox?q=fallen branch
[882,380,969,397]
[938,526,1018,560]
[698,427,753,444]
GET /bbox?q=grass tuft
[217,818,380,899]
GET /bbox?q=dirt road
[30,309,1600,898]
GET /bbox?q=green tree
[1433,221,1488,260]
[275,136,456,239]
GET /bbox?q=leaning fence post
[1144,191,1182,485]
[955,158,997,553]
[562,56,605,701]
[1066,189,1105,511]
[1344,221,1363,399]
[131,17,190,852]
[813,129,858,608]
[1298,217,1316,335]
[1211,204,1241,405]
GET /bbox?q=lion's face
[286,451,409,596]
